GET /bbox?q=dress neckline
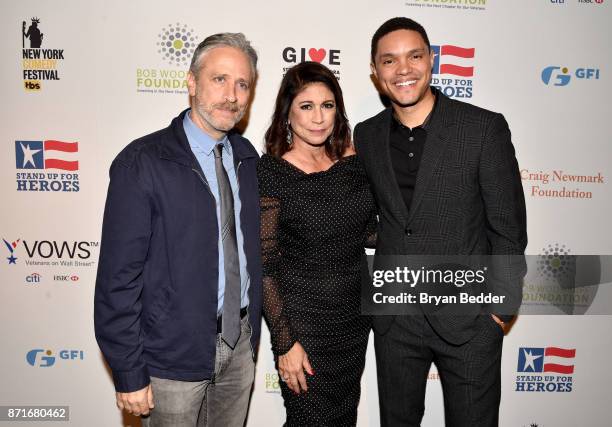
[270,154,357,176]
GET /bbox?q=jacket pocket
[143,285,176,336]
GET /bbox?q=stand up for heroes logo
[515,346,575,392]
[431,44,475,98]
[14,140,80,192]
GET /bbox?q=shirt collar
[183,109,230,156]
[391,87,438,131]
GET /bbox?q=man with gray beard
[94,33,263,427]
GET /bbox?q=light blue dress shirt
[183,110,250,315]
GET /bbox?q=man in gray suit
[354,17,527,426]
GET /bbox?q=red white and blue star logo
[15,140,79,170]
[517,347,575,374]
[431,45,475,77]
[3,238,21,264]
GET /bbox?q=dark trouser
[375,315,504,427]
[142,316,255,427]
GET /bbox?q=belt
[217,307,248,333]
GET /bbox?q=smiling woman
[258,61,377,426]
[264,61,351,161]
[287,82,336,148]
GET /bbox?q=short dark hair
[265,62,351,160]
[371,17,431,63]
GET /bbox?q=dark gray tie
[213,143,241,348]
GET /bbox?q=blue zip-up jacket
[94,109,263,393]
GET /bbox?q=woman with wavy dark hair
[257,61,376,426]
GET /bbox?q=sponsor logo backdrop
[1,1,610,426]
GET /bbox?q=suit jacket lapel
[406,93,455,223]
[372,108,409,224]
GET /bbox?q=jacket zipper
[191,168,215,200]
[236,161,242,186]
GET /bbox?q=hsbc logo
[53,274,79,282]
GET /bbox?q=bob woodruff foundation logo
[522,243,603,315]
[136,23,199,95]
[537,244,572,280]
[157,23,197,66]
[404,0,488,12]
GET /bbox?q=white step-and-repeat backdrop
[1,0,611,426]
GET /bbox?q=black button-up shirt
[389,93,438,211]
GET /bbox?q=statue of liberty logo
[23,17,43,48]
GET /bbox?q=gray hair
[189,32,258,78]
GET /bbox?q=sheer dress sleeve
[257,160,296,357]
[364,207,378,249]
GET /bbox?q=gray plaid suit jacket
[354,89,527,345]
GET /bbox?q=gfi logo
[541,66,600,86]
[26,349,55,367]
[26,349,84,367]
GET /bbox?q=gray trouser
[142,316,255,427]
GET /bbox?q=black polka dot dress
[257,153,376,427]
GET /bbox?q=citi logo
[26,272,41,284]
[282,47,341,65]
